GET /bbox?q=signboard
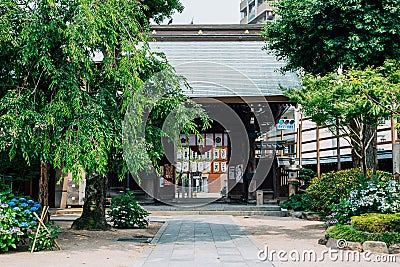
[277,119,295,130]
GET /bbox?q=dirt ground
[233,216,400,267]
[0,220,163,267]
[56,221,162,251]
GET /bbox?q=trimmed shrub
[306,168,392,215]
[280,193,312,211]
[306,168,366,214]
[351,213,400,234]
[326,225,400,246]
[108,191,149,229]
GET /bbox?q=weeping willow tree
[0,0,207,230]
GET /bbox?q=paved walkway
[134,215,272,267]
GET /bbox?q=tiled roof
[149,41,300,98]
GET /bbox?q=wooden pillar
[298,115,303,166]
[272,159,278,200]
[392,113,397,148]
[392,113,399,173]
[280,130,284,157]
[316,126,321,178]
[336,125,341,171]
[59,174,69,209]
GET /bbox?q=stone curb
[325,238,400,254]
[133,220,168,267]
[149,220,169,246]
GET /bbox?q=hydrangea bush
[324,179,400,227]
[0,201,25,252]
[346,180,400,214]
[0,197,60,252]
[108,192,149,229]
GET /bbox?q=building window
[249,3,256,13]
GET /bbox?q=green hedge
[306,168,365,214]
[326,225,400,246]
[280,193,312,211]
[306,168,392,215]
[351,213,400,234]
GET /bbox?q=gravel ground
[3,215,400,267]
[233,216,400,267]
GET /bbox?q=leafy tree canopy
[0,0,202,181]
[142,0,184,24]
[286,60,400,175]
[263,0,400,75]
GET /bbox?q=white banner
[205,162,211,172]
[191,162,197,172]
[198,162,204,171]
[213,162,220,173]
[221,148,227,160]
[175,162,182,172]
[182,162,189,172]
[221,162,227,173]
[183,147,189,160]
[213,148,220,160]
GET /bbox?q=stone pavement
[134,215,272,267]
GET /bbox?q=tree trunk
[71,174,110,230]
[39,162,50,206]
[364,125,378,174]
[350,121,362,169]
[349,121,378,178]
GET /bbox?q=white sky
[164,0,241,25]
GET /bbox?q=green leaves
[263,0,400,75]
[142,0,184,24]
[0,0,206,186]
[287,60,400,128]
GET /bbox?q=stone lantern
[284,157,301,197]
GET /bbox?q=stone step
[143,204,281,211]
[146,210,284,216]
[50,203,284,218]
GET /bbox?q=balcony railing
[240,0,247,11]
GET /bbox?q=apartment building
[240,0,275,24]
